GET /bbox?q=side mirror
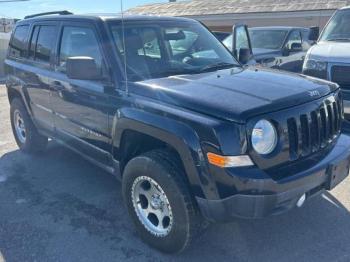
[290,43,302,52]
[239,48,252,64]
[66,56,103,80]
[309,27,319,41]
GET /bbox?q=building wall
[188,10,336,32]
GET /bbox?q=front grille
[331,65,350,90]
[287,97,342,160]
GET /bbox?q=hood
[129,67,338,123]
[308,41,350,63]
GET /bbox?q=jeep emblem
[308,90,320,97]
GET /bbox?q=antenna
[120,0,129,95]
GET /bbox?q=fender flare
[6,81,34,118]
[111,107,219,199]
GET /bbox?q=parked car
[5,11,350,253]
[302,6,350,131]
[212,31,231,41]
[223,26,319,72]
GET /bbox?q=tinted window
[34,26,57,63]
[29,26,39,59]
[59,26,103,72]
[9,25,29,58]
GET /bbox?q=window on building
[8,25,29,58]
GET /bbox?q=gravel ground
[1,85,350,262]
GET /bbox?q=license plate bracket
[326,159,350,190]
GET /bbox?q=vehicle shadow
[0,142,350,262]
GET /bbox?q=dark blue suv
[5,11,350,253]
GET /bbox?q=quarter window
[8,25,29,58]
[59,26,103,72]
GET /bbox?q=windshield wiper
[199,62,239,73]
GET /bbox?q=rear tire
[10,98,48,153]
[122,149,201,253]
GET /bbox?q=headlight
[302,59,328,79]
[251,120,277,155]
[303,59,327,71]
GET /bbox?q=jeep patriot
[5,11,350,253]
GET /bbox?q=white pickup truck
[303,6,350,130]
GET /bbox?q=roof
[127,0,350,17]
[250,26,309,30]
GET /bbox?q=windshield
[248,29,288,49]
[109,20,239,81]
[320,9,350,41]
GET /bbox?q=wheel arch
[112,108,213,199]
[7,85,33,117]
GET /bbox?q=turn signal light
[207,153,254,168]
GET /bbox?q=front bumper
[197,134,350,221]
[342,91,350,133]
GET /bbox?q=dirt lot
[1,85,350,262]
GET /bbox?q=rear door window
[8,25,29,58]
[34,25,57,63]
[29,26,39,59]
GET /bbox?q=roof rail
[24,10,73,19]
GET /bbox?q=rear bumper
[197,134,350,221]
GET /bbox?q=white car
[303,6,350,129]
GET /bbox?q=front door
[279,30,306,72]
[50,22,112,167]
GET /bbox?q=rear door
[7,23,58,132]
[49,21,112,166]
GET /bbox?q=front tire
[10,98,48,153]
[122,150,201,253]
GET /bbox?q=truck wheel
[122,150,201,253]
[10,98,48,153]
